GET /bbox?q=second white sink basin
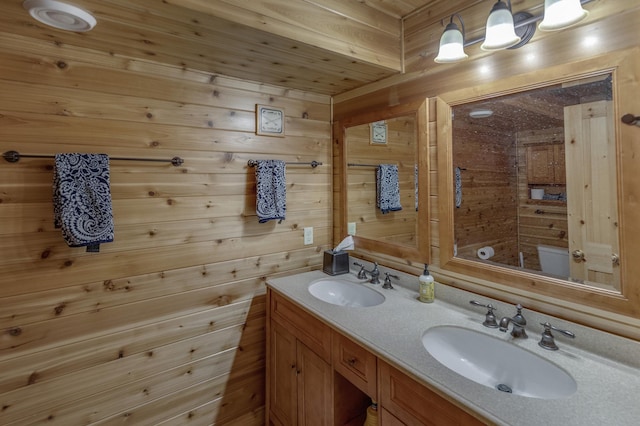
[308,279,385,307]
[422,326,576,399]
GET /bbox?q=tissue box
[323,250,350,275]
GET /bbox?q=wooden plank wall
[452,120,518,266]
[0,33,331,425]
[346,117,417,245]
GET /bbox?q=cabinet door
[526,145,556,184]
[297,343,332,426]
[379,361,485,426]
[269,322,298,426]
[553,144,566,185]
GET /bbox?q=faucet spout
[367,262,380,284]
[498,316,524,332]
[498,304,528,339]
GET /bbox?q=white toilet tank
[537,244,570,277]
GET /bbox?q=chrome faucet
[469,300,498,328]
[366,262,380,284]
[538,322,575,350]
[382,272,399,289]
[353,262,368,280]
[498,304,528,339]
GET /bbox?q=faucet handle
[353,262,367,279]
[382,272,399,289]
[469,300,499,328]
[538,322,576,351]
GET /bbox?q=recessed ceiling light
[23,0,96,32]
[469,109,494,119]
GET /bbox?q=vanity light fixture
[23,0,96,32]
[434,14,468,64]
[539,0,589,31]
[481,1,521,51]
[433,0,593,64]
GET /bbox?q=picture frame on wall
[370,120,387,145]
[256,104,285,137]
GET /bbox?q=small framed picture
[370,120,387,145]
[256,104,285,137]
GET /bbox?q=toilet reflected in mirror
[537,244,569,278]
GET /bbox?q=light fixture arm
[448,13,466,41]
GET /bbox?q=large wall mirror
[336,99,430,264]
[437,51,640,326]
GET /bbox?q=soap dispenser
[418,264,434,303]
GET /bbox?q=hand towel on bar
[377,164,402,214]
[53,153,114,252]
[255,159,286,223]
[455,166,462,208]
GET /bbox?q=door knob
[612,253,620,266]
[571,250,585,262]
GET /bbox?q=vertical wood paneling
[0,32,331,424]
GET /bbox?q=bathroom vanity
[266,267,640,426]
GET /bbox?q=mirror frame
[335,98,430,264]
[436,51,640,323]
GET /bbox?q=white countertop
[267,267,640,426]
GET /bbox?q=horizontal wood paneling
[0,28,331,425]
[0,0,405,95]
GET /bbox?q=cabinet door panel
[379,361,484,426]
[526,145,555,184]
[297,343,332,426]
[271,291,332,361]
[270,322,298,426]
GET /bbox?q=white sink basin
[422,326,576,399]
[308,279,385,307]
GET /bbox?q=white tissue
[477,246,495,260]
[333,235,354,252]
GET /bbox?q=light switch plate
[303,227,313,245]
[347,222,356,235]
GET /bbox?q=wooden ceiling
[4,1,635,97]
[2,0,471,95]
[453,75,613,133]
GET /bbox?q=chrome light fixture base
[508,12,537,49]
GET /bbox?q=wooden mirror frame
[335,98,430,264]
[436,50,640,332]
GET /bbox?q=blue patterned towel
[455,166,462,208]
[377,164,402,214]
[255,160,286,223]
[53,153,114,252]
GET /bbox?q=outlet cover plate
[303,227,313,245]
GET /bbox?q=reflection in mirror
[346,115,417,247]
[452,73,619,292]
[338,99,429,264]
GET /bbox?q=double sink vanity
[266,262,640,425]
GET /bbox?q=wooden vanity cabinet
[268,290,332,426]
[267,288,486,426]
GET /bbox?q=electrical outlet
[303,227,313,245]
[347,222,356,235]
